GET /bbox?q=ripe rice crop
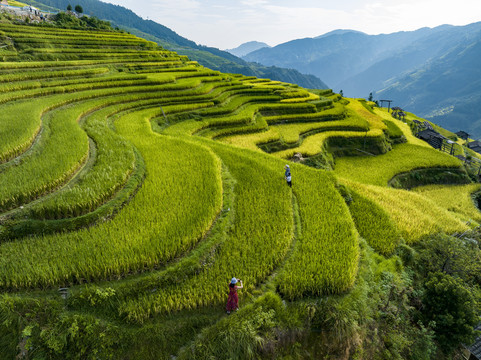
[280,91,319,103]
[12,38,154,49]
[203,98,280,127]
[273,116,369,144]
[0,76,199,163]
[23,87,218,219]
[348,99,386,131]
[118,143,294,321]
[202,115,268,139]
[0,107,223,289]
[346,187,401,254]
[383,119,405,140]
[273,128,384,159]
[26,107,136,219]
[264,102,345,124]
[346,180,470,243]
[0,23,143,39]
[221,116,369,152]
[276,166,359,299]
[0,101,90,211]
[0,67,109,83]
[221,128,280,151]
[373,108,431,148]
[258,102,317,116]
[412,184,481,223]
[1,76,210,206]
[0,19,479,334]
[198,93,279,117]
[334,143,462,186]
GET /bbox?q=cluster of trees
[413,233,481,354]
[52,12,113,30]
[66,4,83,13]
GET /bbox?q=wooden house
[468,141,481,154]
[417,129,444,149]
[456,131,470,140]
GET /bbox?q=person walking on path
[284,164,292,187]
[226,277,243,314]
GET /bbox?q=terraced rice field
[0,21,479,358]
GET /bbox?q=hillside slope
[375,36,481,137]
[243,28,436,91]
[0,19,480,359]
[27,0,328,89]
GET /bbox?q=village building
[467,140,481,154]
[456,130,470,140]
[417,129,445,149]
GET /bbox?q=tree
[421,272,480,354]
[368,92,373,102]
[339,90,343,97]
[67,4,72,11]
[416,234,481,284]
[75,5,83,13]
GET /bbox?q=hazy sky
[103,0,481,49]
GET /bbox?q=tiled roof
[468,141,481,148]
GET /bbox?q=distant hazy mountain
[337,23,481,97]
[244,22,481,136]
[376,36,481,137]
[30,0,327,89]
[243,27,439,92]
[226,41,270,57]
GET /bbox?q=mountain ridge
[225,41,270,57]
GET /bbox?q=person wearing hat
[284,164,292,187]
[226,277,243,314]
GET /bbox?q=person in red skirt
[226,277,243,314]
